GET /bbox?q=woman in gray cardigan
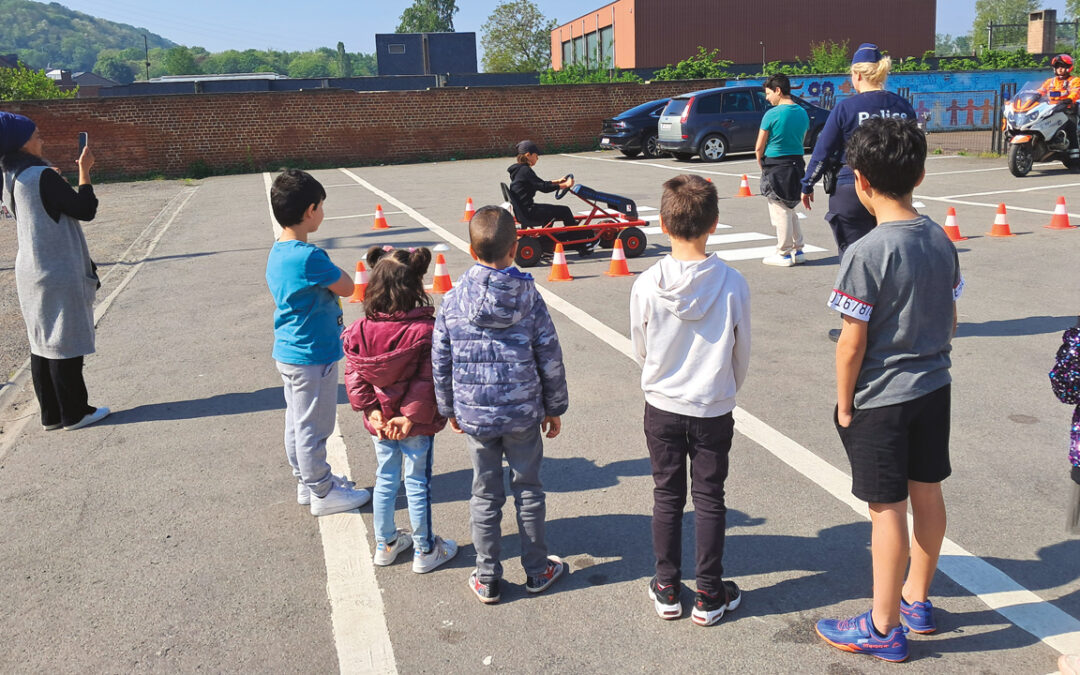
[0,112,109,430]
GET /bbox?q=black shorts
[835,384,952,503]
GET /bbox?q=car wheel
[515,237,542,267]
[672,152,694,161]
[620,148,640,158]
[699,134,728,162]
[641,133,660,158]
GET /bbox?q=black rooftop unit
[375,33,478,76]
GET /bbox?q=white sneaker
[761,253,793,267]
[412,535,458,573]
[297,474,356,505]
[792,250,806,264]
[310,483,372,517]
[65,407,110,430]
[374,529,414,566]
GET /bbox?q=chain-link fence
[894,86,1009,156]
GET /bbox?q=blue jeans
[371,434,435,553]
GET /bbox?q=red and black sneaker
[691,580,741,626]
[648,576,682,619]
[468,571,500,605]
[525,555,565,594]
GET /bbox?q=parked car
[657,85,828,162]
[599,98,670,158]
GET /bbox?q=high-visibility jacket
[1040,75,1080,103]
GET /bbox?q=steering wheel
[554,173,574,200]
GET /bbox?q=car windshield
[663,98,689,116]
[617,99,669,118]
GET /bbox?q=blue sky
[53,0,1069,54]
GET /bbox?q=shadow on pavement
[102,386,284,423]
[957,315,1074,337]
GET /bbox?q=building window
[586,31,599,67]
[573,36,586,65]
[563,40,573,66]
[599,26,614,66]
[388,44,406,54]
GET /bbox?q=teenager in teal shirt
[756,74,810,268]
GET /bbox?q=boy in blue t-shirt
[266,169,371,516]
[816,118,962,663]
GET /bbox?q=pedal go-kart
[500,174,649,268]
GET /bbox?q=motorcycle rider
[1039,54,1080,159]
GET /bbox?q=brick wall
[2,80,726,179]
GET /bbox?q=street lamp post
[760,41,766,70]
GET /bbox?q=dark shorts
[835,384,952,503]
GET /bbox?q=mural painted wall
[744,69,1044,132]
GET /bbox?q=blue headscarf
[851,43,882,65]
[0,112,36,155]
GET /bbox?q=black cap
[516,140,540,155]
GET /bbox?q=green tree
[93,53,135,84]
[396,0,458,32]
[0,65,77,100]
[353,52,377,76]
[540,64,640,84]
[162,46,200,75]
[287,52,333,78]
[336,41,352,77]
[972,0,1039,50]
[480,0,555,72]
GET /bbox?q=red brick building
[550,0,936,70]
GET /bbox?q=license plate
[660,122,671,130]
[600,137,611,145]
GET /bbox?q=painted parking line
[915,193,1079,218]
[337,166,1080,659]
[941,182,1080,200]
[562,153,759,180]
[324,211,405,221]
[263,172,398,675]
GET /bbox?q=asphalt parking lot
[0,149,1077,673]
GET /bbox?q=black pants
[30,354,92,427]
[826,182,875,259]
[644,403,734,594]
[525,203,576,228]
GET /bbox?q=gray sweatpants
[276,360,336,498]
[467,426,549,582]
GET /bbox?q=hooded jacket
[343,307,446,437]
[508,163,557,211]
[432,264,568,437]
[630,254,751,418]
[1050,323,1080,470]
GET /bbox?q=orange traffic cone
[736,175,753,197]
[460,197,475,222]
[372,204,390,230]
[430,254,453,294]
[942,207,967,242]
[348,261,368,303]
[1046,196,1076,230]
[547,243,573,282]
[987,203,1015,237]
[605,238,633,277]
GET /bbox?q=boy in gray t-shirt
[816,118,963,664]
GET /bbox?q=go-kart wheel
[515,236,542,267]
[598,228,618,248]
[618,226,647,258]
[554,173,575,199]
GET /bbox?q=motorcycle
[1003,80,1080,177]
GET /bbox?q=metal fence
[893,86,1008,156]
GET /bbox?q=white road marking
[941,182,1080,199]
[925,166,1012,176]
[265,172,398,675]
[707,232,774,246]
[322,425,398,675]
[324,211,406,221]
[716,244,828,261]
[264,172,283,240]
[336,168,1080,657]
[914,193,1077,218]
[562,153,759,179]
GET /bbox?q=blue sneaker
[816,610,909,662]
[900,597,936,634]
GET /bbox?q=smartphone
[77,132,88,152]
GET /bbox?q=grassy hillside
[0,0,175,72]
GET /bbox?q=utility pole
[143,35,150,81]
[760,41,765,70]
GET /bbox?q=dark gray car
[657,84,828,162]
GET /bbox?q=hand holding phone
[78,132,88,152]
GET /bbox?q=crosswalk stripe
[707,232,774,245]
[716,244,828,261]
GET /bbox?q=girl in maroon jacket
[343,246,458,573]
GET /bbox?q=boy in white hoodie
[630,174,751,627]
